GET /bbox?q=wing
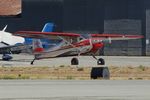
[14,31,81,40]
[91,34,143,41]
[0,44,31,54]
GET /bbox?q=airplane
[0,25,24,47]
[0,23,54,61]
[0,25,25,60]
[14,29,143,65]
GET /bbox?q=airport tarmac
[0,54,150,67]
[0,80,150,100]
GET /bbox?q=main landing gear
[92,54,105,65]
[97,58,105,65]
[71,57,79,65]
[71,56,105,66]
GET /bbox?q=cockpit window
[79,37,84,41]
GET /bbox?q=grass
[66,76,74,80]
[77,68,84,71]
[0,74,30,80]
[0,66,150,80]
[138,65,146,71]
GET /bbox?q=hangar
[0,0,150,56]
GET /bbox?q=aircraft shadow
[0,59,32,62]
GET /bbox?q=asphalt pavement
[0,54,150,67]
[0,80,150,100]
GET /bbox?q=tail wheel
[97,58,105,65]
[71,58,79,65]
[30,58,36,65]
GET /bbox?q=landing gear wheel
[71,58,79,65]
[91,67,110,79]
[97,58,105,65]
[2,54,13,61]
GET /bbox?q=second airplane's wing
[0,44,32,54]
[14,31,81,40]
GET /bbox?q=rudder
[42,23,54,32]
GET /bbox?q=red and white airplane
[14,31,143,65]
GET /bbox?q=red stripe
[91,34,143,38]
[33,48,44,52]
[15,31,81,37]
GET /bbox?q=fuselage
[35,38,104,59]
[0,31,25,46]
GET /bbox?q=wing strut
[58,36,81,55]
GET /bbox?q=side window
[77,37,84,42]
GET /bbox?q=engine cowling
[91,43,104,53]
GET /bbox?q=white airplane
[0,25,24,46]
[0,23,54,61]
[0,25,26,60]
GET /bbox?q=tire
[91,67,110,79]
[97,58,105,65]
[71,58,79,65]
[2,54,13,61]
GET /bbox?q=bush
[138,65,145,71]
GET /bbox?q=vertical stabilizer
[2,25,8,32]
[25,23,54,44]
[42,23,54,32]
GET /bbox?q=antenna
[2,25,8,31]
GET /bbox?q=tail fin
[42,23,54,32]
[33,39,44,53]
[25,23,54,45]
[2,25,7,32]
